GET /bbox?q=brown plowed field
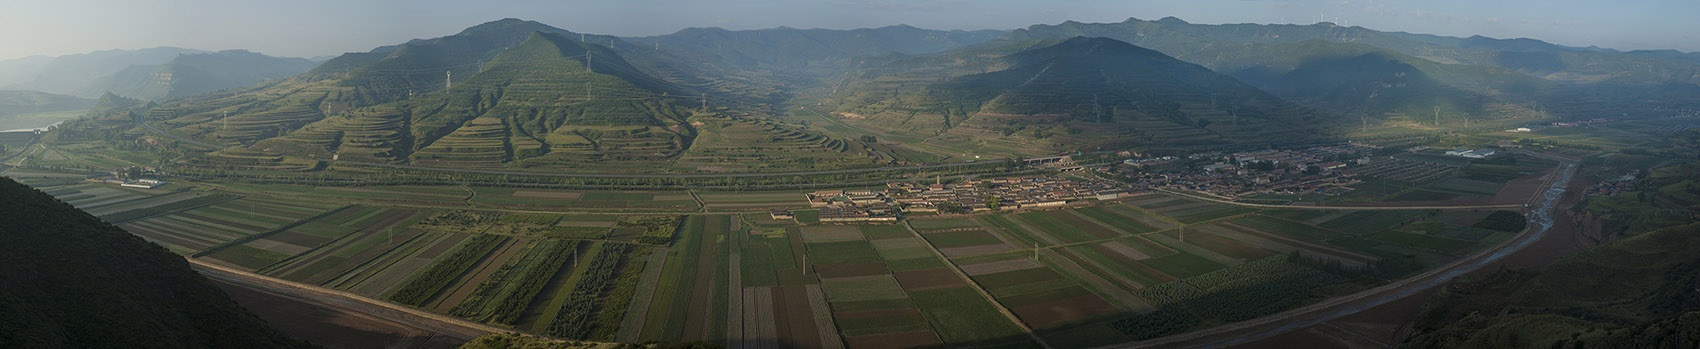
[844,330,940,349]
[1009,294,1118,328]
[891,268,966,292]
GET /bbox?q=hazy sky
[3,0,1694,60]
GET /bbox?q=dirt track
[189,258,516,347]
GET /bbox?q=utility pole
[1093,94,1102,123]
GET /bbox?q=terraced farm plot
[411,117,512,168]
[674,116,872,172]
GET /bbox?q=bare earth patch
[510,190,582,200]
[938,243,1015,258]
[959,258,1043,276]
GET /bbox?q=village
[774,176,1136,222]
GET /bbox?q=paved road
[1154,188,1526,211]
[1110,159,1578,348]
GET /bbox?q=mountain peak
[1156,16,1189,24]
[1019,36,1160,60]
[456,18,570,39]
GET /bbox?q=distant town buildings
[1444,149,1497,159]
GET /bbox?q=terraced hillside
[829,37,1338,155]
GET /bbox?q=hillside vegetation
[0,177,304,348]
[1404,164,1700,348]
[830,36,1337,155]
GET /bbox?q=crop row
[100,194,240,223]
[624,216,684,245]
[1117,257,1347,340]
[547,226,610,240]
[389,235,506,306]
[489,240,580,325]
[546,243,631,339]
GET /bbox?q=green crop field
[1016,211,1102,243]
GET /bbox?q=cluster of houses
[1443,149,1498,159]
[1585,172,1639,197]
[776,176,1136,222]
[1112,144,1382,199]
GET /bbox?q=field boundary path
[1110,159,1578,348]
[902,221,1052,349]
[1153,188,1524,211]
[188,257,610,345]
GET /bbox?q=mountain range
[58,17,1700,172]
[0,48,316,101]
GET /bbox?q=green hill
[998,17,1700,120]
[625,25,1004,84]
[0,47,207,95]
[0,177,304,347]
[254,31,696,169]
[0,89,93,116]
[829,36,1337,155]
[75,50,317,101]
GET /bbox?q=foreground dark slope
[1404,165,1700,348]
[0,177,303,348]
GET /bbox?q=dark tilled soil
[843,330,940,349]
[890,268,966,292]
[814,263,890,279]
[214,278,465,349]
[1008,294,1117,329]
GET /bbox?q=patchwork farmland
[16,174,1522,347]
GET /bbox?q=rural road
[1111,159,1579,348]
[186,258,512,343]
[1153,188,1525,211]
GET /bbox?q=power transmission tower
[1433,106,1441,126]
[586,52,593,74]
[585,81,592,100]
[700,93,707,112]
[445,71,452,90]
